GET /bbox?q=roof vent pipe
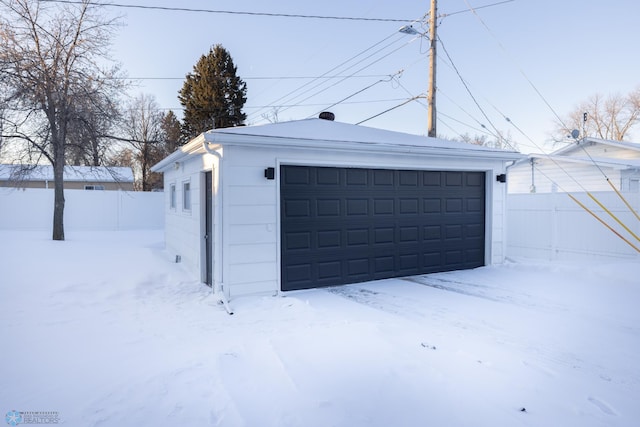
[319,111,335,121]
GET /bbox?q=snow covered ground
[1,229,639,427]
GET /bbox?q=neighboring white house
[508,137,640,193]
[151,116,522,301]
[0,164,135,191]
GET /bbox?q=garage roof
[153,118,523,172]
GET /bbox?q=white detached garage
[152,117,522,301]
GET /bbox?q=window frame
[169,183,176,209]
[182,180,191,211]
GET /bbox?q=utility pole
[427,0,437,137]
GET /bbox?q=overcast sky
[108,0,640,153]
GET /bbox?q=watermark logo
[5,411,22,427]
[5,411,60,425]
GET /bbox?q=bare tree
[458,130,518,151]
[66,80,122,166]
[0,0,124,240]
[554,89,640,142]
[121,93,165,191]
[261,107,282,124]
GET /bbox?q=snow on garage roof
[205,118,518,153]
[153,118,523,172]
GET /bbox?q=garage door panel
[346,199,368,215]
[373,170,394,186]
[346,169,368,185]
[445,172,464,186]
[284,199,311,217]
[284,231,312,251]
[283,166,311,185]
[316,199,341,216]
[375,256,394,274]
[346,229,369,246]
[399,170,419,186]
[373,199,394,215]
[281,166,485,291]
[445,198,464,213]
[347,258,370,276]
[317,167,340,185]
[423,171,441,186]
[318,260,342,279]
[317,230,341,248]
[423,198,442,213]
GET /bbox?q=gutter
[202,138,233,315]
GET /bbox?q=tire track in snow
[402,275,568,313]
[325,278,639,393]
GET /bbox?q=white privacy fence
[507,191,640,261]
[0,188,164,230]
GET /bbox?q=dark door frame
[204,170,213,287]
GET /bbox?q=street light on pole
[399,0,437,138]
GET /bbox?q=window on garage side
[182,181,191,211]
[169,183,176,209]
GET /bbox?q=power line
[38,0,414,22]
[441,0,516,18]
[140,97,411,112]
[356,96,423,125]
[437,35,503,142]
[307,72,401,119]
[122,74,390,81]
[246,19,426,122]
[461,0,567,130]
[274,34,421,118]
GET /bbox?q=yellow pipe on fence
[587,192,640,243]
[607,178,640,223]
[567,193,640,254]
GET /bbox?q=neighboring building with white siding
[152,116,522,301]
[0,164,135,191]
[508,138,640,193]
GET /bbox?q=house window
[84,185,105,190]
[183,181,191,211]
[169,183,176,209]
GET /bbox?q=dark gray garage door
[280,165,485,291]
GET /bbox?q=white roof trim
[522,154,640,170]
[552,137,640,155]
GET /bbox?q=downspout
[202,137,233,315]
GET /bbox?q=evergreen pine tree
[160,110,183,151]
[179,45,247,139]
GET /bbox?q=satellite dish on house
[570,129,580,139]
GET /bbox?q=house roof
[524,154,640,170]
[512,137,640,170]
[0,164,134,183]
[153,118,523,171]
[552,137,640,156]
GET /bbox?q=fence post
[550,191,558,260]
